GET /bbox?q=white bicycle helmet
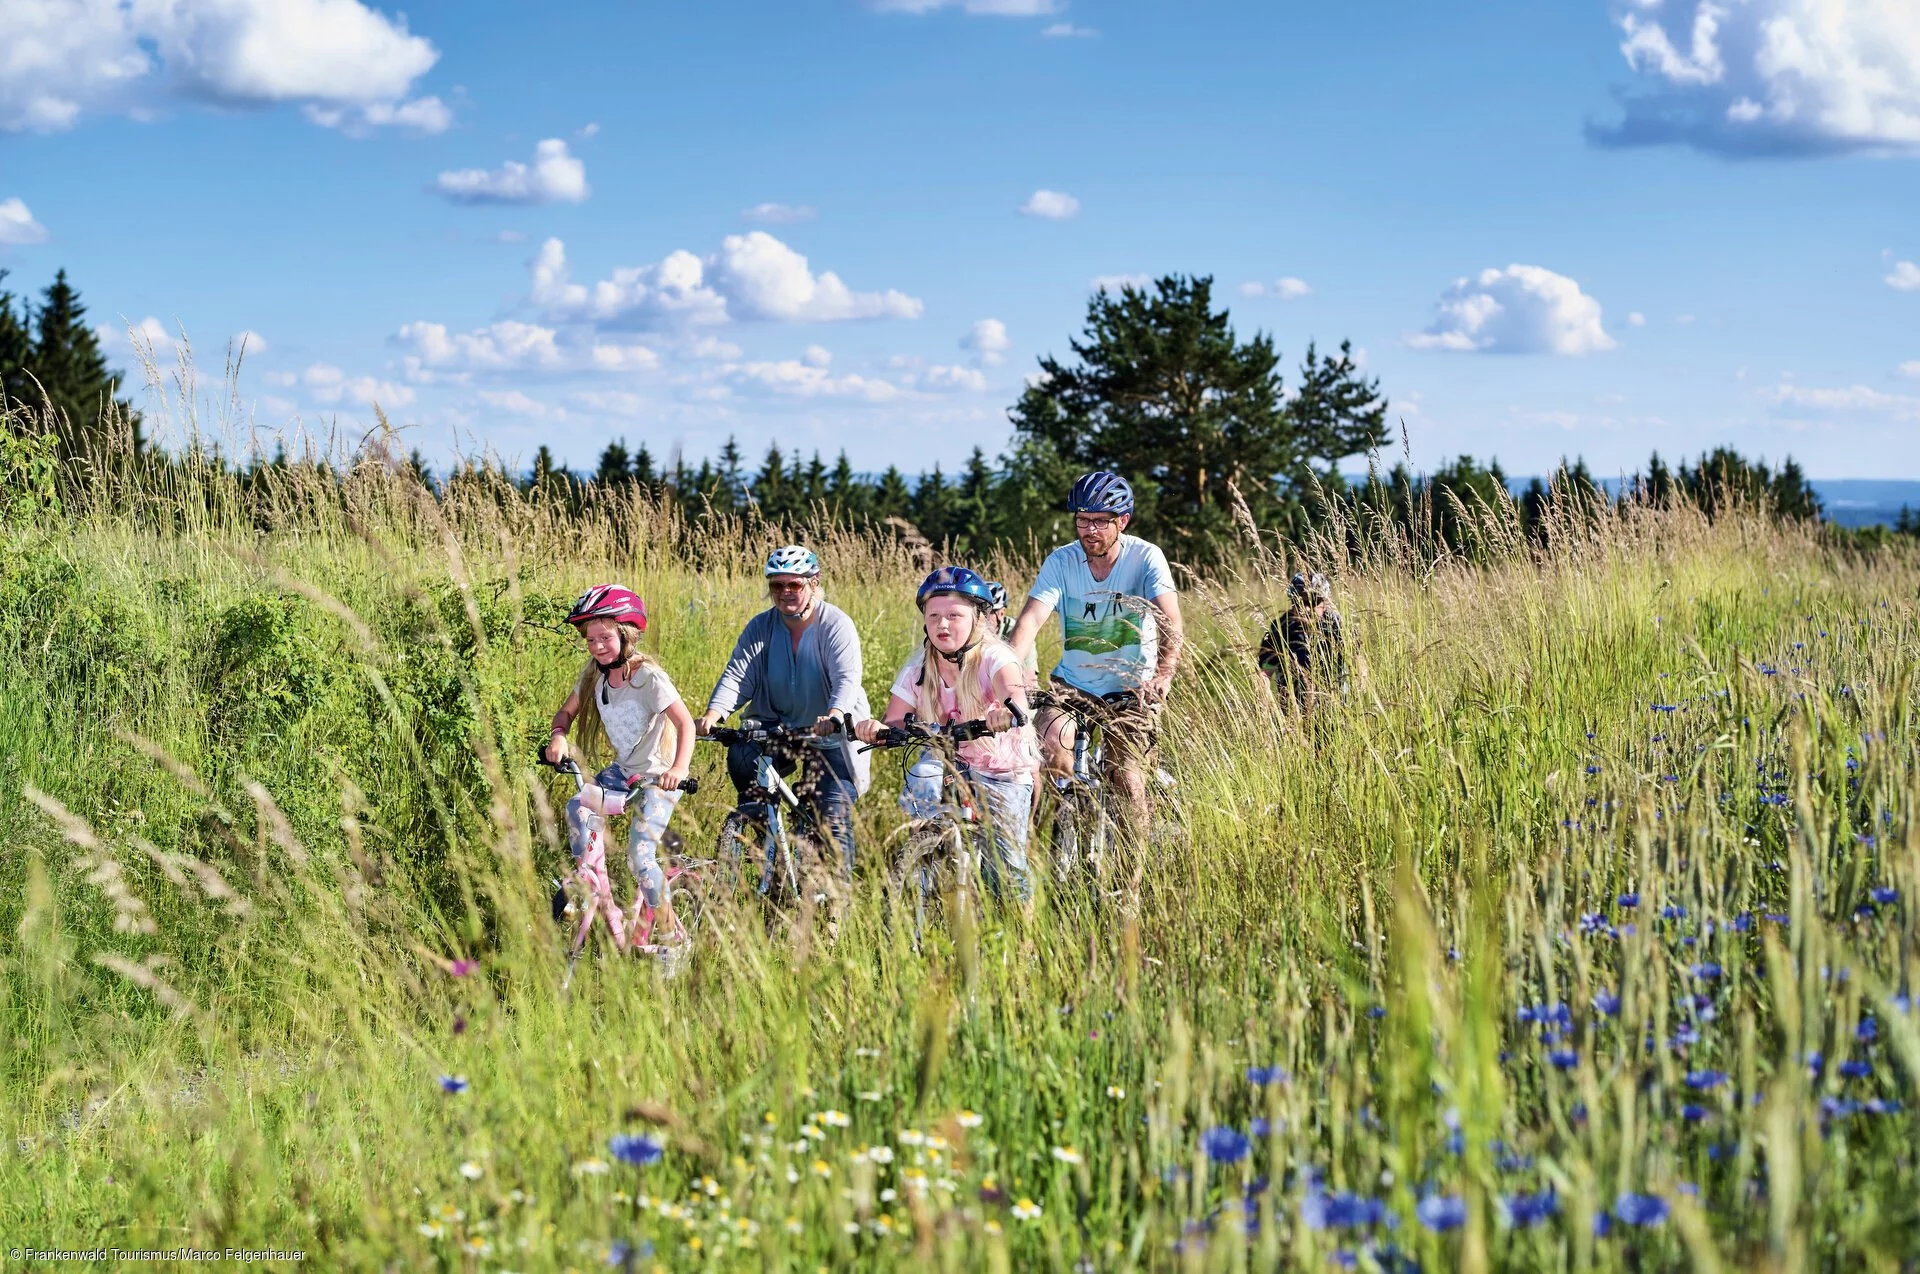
[764,545,821,578]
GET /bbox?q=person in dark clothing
[1258,571,1347,713]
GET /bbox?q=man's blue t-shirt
[1027,535,1176,696]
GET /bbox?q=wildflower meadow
[3,413,1917,1272]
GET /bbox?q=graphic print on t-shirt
[1065,590,1152,658]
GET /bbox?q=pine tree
[801,452,828,510]
[633,442,657,489]
[595,438,633,487]
[871,466,912,520]
[717,436,745,510]
[32,270,139,460]
[827,451,861,522]
[751,443,789,520]
[0,272,32,411]
[912,464,956,547]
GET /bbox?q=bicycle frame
[703,720,832,901]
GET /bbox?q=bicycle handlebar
[860,699,1030,751]
[534,750,699,796]
[701,714,855,748]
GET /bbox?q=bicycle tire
[715,810,770,897]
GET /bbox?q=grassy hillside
[3,434,1917,1271]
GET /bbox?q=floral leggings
[565,764,683,908]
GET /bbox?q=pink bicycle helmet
[567,584,649,633]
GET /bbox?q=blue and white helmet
[1068,470,1134,516]
[764,545,821,578]
[984,580,1009,611]
[916,565,995,611]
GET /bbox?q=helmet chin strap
[596,634,629,704]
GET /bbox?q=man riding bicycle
[696,545,870,876]
[1007,470,1183,842]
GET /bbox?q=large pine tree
[32,270,138,459]
[0,272,30,411]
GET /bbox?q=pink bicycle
[540,755,714,983]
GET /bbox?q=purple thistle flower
[447,959,478,977]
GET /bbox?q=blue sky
[3,0,1918,478]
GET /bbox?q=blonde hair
[570,621,656,764]
[911,607,1003,723]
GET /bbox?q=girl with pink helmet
[545,584,696,943]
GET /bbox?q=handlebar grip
[1006,697,1029,728]
[678,776,700,796]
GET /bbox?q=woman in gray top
[696,545,870,874]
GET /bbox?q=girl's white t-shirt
[887,642,1037,776]
[597,662,682,779]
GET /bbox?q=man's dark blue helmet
[1067,470,1134,516]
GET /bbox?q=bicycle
[700,719,852,919]
[860,702,1027,950]
[1030,684,1142,894]
[537,753,710,986]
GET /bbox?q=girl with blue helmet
[856,565,1037,902]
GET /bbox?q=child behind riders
[544,584,696,940]
[854,567,1037,903]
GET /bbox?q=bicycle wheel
[715,811,770,897]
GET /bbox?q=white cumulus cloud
[1408,264,1617,356]
[294,362,414,408]
[961,318,1010,366]
[918,364,988,392]
[477,388,563,419]
[1768,381,1920,419]
[1595,0,1920,155]
[393,320,566,374]
[1019,189,1080,219]
[1887,260,1920,291]
[434,140,589,206]
[0,197,50,245]
[1627,311,1648,326]
[1,0,446,135]
[721,359,900,402]
[741,202,817,224]
[1041,22,1097,37]
[1897,360,1920,379]
[530,233,922,329]
[1240,276,1311,299]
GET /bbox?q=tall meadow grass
[2,403,1917,1271]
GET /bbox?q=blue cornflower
[1707,1143,1734,1161]
[1669,1025,1700,1049]
[1613,1193,1669,1227]
[1503,1189,1558,1229]
[1201,1125,1250,1164]
[1250,1118,1274,1138]
[1579,913,1608,935]
[1871,887,1898,904]
[1821,1097,1862,1119]
[1586,764,1602,775]
[1593,989,1621,1017]
[1731,913,1753,932]
[437,1074,469,1095]
[1546,1049,1577,1070]
[1764,912,1789,925]
[1865,1099,1904,1115]
[1593,1212,1613,1238]
[608,1133,664,1166]
[1684,1070,1727,1090]
[1690,962,1723,980]
[1246,1065,1288,1086]
[1416,1195,1466,1232]
[1301,1191,1387,1231]
[1838,1060,1872,1079]
[1858,1017,1879,1042]
[1894,993,1913,1015]
[1681,1103,1709,1122]
[1806,1051,1825,1075]
[1618,893,1640,908]
[1661,905,1687,920]
[1652,704,1678,713]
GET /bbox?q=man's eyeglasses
[1073,515,1119,532]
